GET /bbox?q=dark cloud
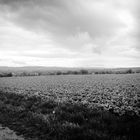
[0,0,124,52]
[0,0,140,67]
[135,2,140,50]
[127,0,140,51]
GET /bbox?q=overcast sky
[0,0,139,67]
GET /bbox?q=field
[0,74,140,140]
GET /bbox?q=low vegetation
[0,91,140,140]
[0,68,140,77]
[0,74,140,139]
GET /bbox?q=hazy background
[0,0,139,68]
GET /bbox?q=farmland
[0,74,140,139]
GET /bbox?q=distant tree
[67,71,73,75]
[94,72,99,74]
[136,70,140,73]
[80,69,89,75]
[72,71,79,75]
[56,71,62,75]
[21,72,28,76]
[7,72,13,77]
[126,69,133,74]
[1,72,13,77]
[0,73,4,77]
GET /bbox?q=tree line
[0,69,140,77]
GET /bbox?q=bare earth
[0,124,24,140]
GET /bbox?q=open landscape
[0,0,140,139]
[0,73,140,139]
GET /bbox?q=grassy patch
[0,91,140,140]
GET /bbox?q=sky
[0,0,139,68]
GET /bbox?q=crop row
[0,74,140,116]
[0,90,140,140]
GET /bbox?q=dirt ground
[0,124,24,140]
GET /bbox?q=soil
[0,124,24,140]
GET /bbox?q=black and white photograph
[0,0,140,139]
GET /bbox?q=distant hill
[0,66,140,72]
[0,66,140,77]
[0,66,71,73]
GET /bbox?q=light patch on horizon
[0,0,139,67]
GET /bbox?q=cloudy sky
[0,0,139,67]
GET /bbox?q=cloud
[0,0,139,67]
[0,0,124,49]
[132,0,140,51]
